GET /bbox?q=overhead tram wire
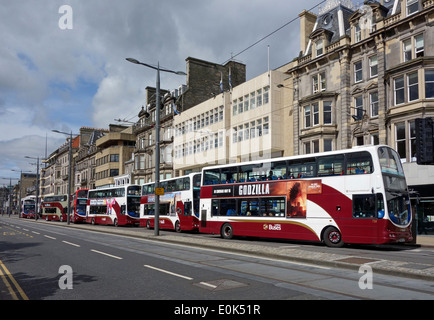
[222,0,327,65]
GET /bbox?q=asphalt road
[1,216,434,307]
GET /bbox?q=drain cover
[195,279,248,291]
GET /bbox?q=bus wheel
[221,223,233,240]
[323,227,344,248]
[91,218,96,225]
[146,220,152,230]
[175,221,181,233]
[114,219,118,227]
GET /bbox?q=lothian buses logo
[263,224,282,231]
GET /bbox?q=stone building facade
[283,0,434,229]
[132,57,246,184]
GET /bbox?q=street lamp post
[52,130,75,225]
[126,57,186,236]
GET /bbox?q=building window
[354,96,364,120]
[304,106,311,128]
[250,121,256,139]
[354,61,363,83]
[244,123,250,140]
[312,103,319,126]
[355,24,361,43]
[238,97,243,114]
[410,121,417,161]
[371,133,379,145]
[415,34,424,58]
[324,139,333,152]
[406,0,419,16]
[250,92,256,109]
[396,122,406,159]
[312,140,319,153]
[316,40,324,57]
[257,89,262,107]
[304,142,311,154]
[403,34,424,62]
[257,119,263,137]
[394,76,405,105]
[244,94,249,112]
[408,72,419,101]
[324,101,332,124]
[304,140,320,154]
[369,55,378,78]
[395,120,417,162]
[313,72,326,93]
[370,91,379,117]
[426,70,434,99]
[263,117,269,135]
[403,39,412,62]
[263,86,270,104]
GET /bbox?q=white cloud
[0,0,327,179]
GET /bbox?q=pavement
[2,215,434,281]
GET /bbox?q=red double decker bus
[42,195,68,221]
[86,185,141,226]
[71,189,88,223]
[140,173,201,232]
[199,145,413,247]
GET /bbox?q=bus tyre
[175,221,181,233]
[146,220,151,230]
[114,219,118,227]
[221,223,234,240]
[323,227,344,248]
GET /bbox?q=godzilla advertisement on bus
[210,180,322,218]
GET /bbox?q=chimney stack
[299,10,317,55]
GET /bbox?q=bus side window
[318,155,344,176]
[376,193,385,218]
[353,194,376,218]
[220,199,237,216]
[211,199,219,216]
[204,169,220,185]
[271,161,287,180]
[346,151,373,175]
[184,201,192,216]
[221,167,238,184]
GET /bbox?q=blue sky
[0,0,359,184]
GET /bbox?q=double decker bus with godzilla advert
[199,145,413,247]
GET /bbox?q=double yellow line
[0,259,29,300]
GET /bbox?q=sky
[0,0,356,184]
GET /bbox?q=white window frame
[406,0,419,16]
[354,61,363,83]
[369,55,378,78]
